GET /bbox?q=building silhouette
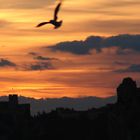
[0,78,140,140]
[0,94,30,120]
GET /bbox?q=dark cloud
[0,59,16,67]
[48,36,103,55]
[34,56,59,61]
[114,61,130,66]
[48,34,140,55]
[25,62,54,71]
[103,34,140,50]
[28,52,38,56]
[116,64,140,73]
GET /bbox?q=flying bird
[36,2,63,29]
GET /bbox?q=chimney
[9,94,18,105]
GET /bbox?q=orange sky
[0,0,139,98]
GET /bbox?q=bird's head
[50,20,54,23]
[59,20,63,24]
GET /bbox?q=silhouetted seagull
[36,2,63,29]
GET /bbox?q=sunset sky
[0,0,140,98]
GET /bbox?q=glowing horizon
[0,0,139,98]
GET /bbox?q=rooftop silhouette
[0,94,30,119]
[0,77,140,140]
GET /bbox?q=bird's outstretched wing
[36,22,50,27]
[54,2,61,21]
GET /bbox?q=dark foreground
[0,77,140,140]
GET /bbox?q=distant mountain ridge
[0,95,116,115]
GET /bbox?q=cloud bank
[48,34,140,55]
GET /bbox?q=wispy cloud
[34,55,59,61]
[116,64,140,73]
[0,58,16,67]
[0,0,55,9]
[23,61,55,71]
[100,0,140,8]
